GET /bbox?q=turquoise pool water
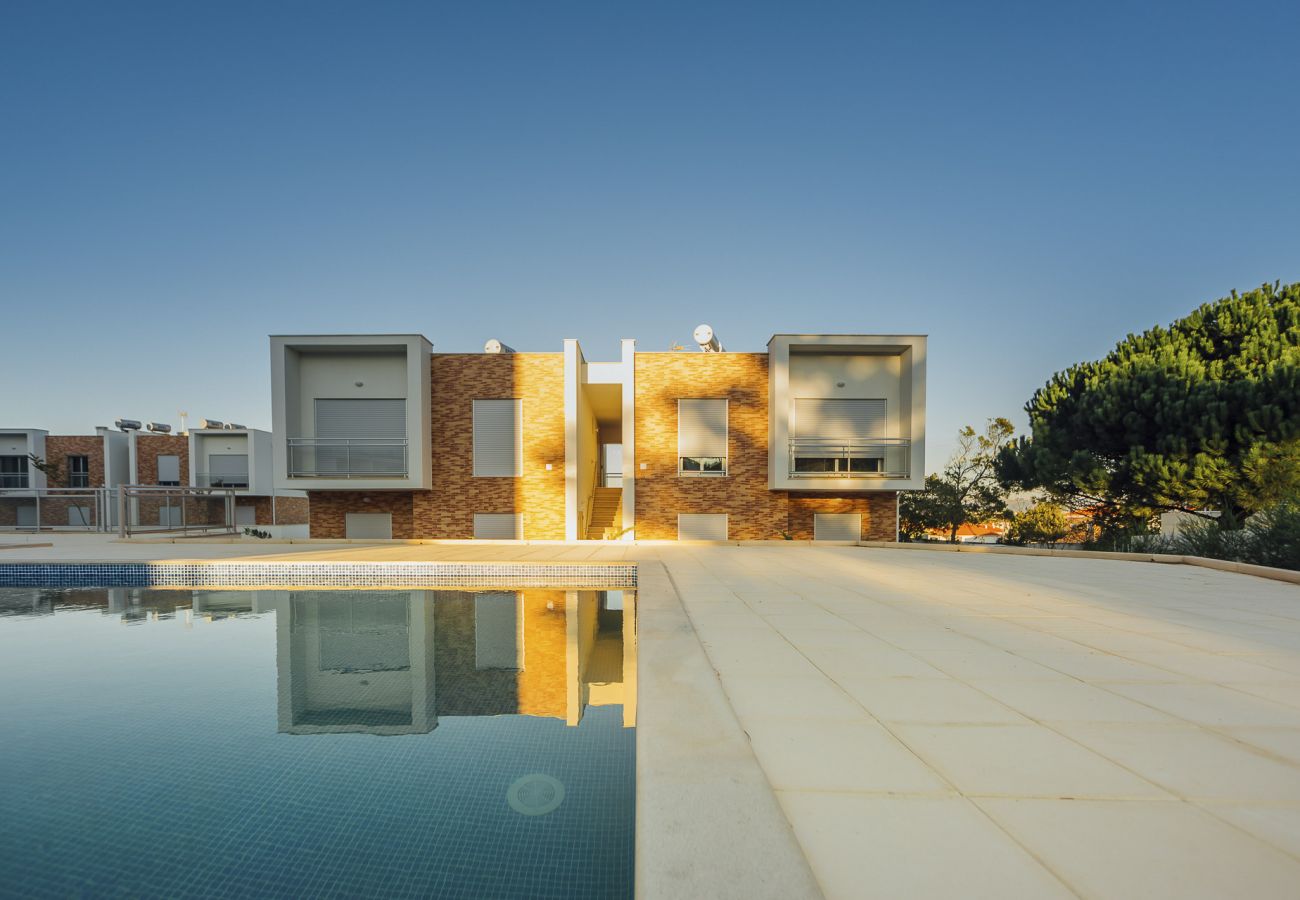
[0,587,635,898]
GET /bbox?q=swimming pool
[0,585,635,898]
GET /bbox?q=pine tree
[999,282,1300,522]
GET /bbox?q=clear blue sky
[4,0,1297,468]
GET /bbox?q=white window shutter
[474,513,523,539]
[793,399,887,441]
[678,399,728,458]
[814,513,862,541]
[208,454,247,477]
[473,400,522,477]
[315,398,406,439]
[157,455,180,483]
[678,513,728,540]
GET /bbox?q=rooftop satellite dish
[693,324,723,352]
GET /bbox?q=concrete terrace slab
[6,537,1300,897]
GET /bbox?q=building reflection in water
[270,588,636,736]
[0,586,636,736]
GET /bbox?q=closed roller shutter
[156,454,180,484]
[678,399,728,458]
[345,512,393,539]
[314,399,407,475]
[814,513,862,541]
[793,399,887,440]
[678,513,728,541]
[475,592,523,669]
[473,400,522,477]
[474,513,523,539]
[315,398,406,438]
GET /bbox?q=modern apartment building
[0,423,308,530]
[269,330,926,541]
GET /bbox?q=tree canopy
[999,282,1300,522]
[900,418,1014,541]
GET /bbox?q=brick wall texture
[303,351,896,541]
[242,495,309,526]
[135,434,190,485]
[43,435,105,487]
[634,352,898,540]
[308,353,567,540]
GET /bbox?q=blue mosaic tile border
[0,561,637,589]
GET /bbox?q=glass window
[67,455,90,488]
[678,399,727,476]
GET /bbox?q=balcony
[196,472,251,489]
[287,438,408,478]
[788,438,911,479]
[0,473,30,489]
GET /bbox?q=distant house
[921,521,1008,543]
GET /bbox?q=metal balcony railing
[287,438,409,478]
[196,472,251,488]
[788,438,911,478]
[0,474,30,489]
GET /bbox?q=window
[473,400,522,477]
[207,453,249,488]
[792,398,887,474]
[474,513,523,539]
[156,455,181,486]
[678,399,727,476]
[313,398,407,476]
[0,456,28,488]
[678,513,728,541]
[67,455,90,488]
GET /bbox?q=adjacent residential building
[271,329,926,541]
[0,423,308,531]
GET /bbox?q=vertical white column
[563,339,582,541]
[620,339,636,539]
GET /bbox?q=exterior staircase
[586,487,623,540]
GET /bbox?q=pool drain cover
[507,774,565,816]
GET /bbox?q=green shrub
[1240,501,1300,570]
[1123,501,1300,571]
[1006,502,1070,546]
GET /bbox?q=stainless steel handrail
[286,438,409,477]
[788,437,911,478]
[196,473,251,488]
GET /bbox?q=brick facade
[787,492,898,541]
[309,490,415,538]
[135,434,190,485]
[633,352,897,540]
[413,353,567,540]
[308,354,568,540]
[300,350,898,541]
[241,495,309,526]
[634,353,789,539]
[28,435,106,528]
[43,435,105,487]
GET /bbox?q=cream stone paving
[8,536,1300,896]
[661,544,1300,897]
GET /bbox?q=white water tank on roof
[484,339,516,354]
[693,324,723,352]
